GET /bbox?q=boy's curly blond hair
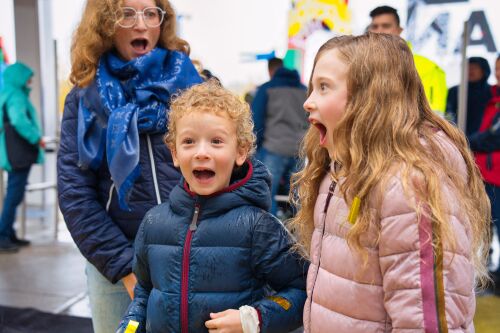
[165,80,256,157]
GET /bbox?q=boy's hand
[205,309,243,333]
[122,272,137,299]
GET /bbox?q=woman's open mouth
[131,38,149,53]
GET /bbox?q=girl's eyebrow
[312,75,332,82]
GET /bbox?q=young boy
[117,81,307,333]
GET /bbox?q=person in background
[369,5,447,115]
[57,0,201,332]
[292,33,489,332]
[251,57,308,216]
[446,57,492,136]
[0,62,44,253]
[117,81,307,333]
[468,54,500,291]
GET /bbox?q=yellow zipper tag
[348,196,361,224]
[124,320,139,333]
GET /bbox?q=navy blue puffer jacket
[118,159,308,333]
[57,84,181,283]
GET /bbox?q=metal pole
[457,21,469,133]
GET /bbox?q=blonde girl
[291,33,490,332]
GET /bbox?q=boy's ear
[171,148,179,167]
[235,147,248,167]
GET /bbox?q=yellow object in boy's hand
[124,320,139,333]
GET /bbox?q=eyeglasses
[116,7,166,28]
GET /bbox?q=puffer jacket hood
[469,56,491,84]
[2,62,33,90]
[272,67,304,88]
[170,157,272,219]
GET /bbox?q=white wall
[171,0,291,91]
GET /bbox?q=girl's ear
[235,147,249,167]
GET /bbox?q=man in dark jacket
[468,55,500,291]
[251,58,308,216]
[446,57,492,135]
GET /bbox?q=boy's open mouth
[131,38,148,52]
[193,169,216,180]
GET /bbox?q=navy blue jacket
[57,85,181,283]
[446,57,492,136]
[118,159,308,333]
[251,67,307,156]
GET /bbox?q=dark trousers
[0,167,31,239]
[257,147,300,215]
[486,183,500,237]
[486,182,500,276]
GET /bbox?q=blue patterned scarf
[77,48,202,210]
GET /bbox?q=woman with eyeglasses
[57,1,201,332]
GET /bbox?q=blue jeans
[85,261,131,333]
[0,167,31,239]
[257,148,300,215]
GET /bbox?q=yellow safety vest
[413,53,447,114]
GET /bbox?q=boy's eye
[181,138,194,144]
[212,138,223,144]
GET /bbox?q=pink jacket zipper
[181,203,200,333]
[308,181,336,316]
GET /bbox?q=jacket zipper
[180,203,200,333]
[146,134,161,205]
[308,181,336,317]
[105,182,115,212]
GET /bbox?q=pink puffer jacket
[304,133,476,333]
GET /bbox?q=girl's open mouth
[314,123,327,146]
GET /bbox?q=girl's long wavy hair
[289,33,491,285]
[70,0,189,87]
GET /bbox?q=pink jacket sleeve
[378,176,475,333]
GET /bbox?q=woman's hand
[122,272,137,299]
[205,309,243,333]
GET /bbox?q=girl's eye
[319,83,328,91]
[182,138,193,144]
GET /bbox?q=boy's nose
[194,143,210,159]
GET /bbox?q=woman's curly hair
[70,0,189,87]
